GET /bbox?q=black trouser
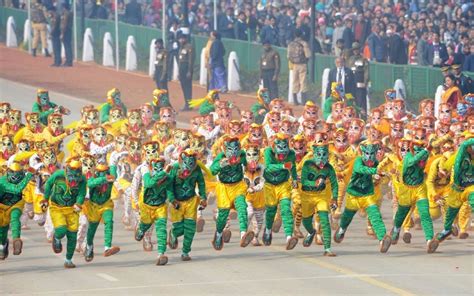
[62,31,73,65]
[355,87,367,118]
[179,64,192,106]
[262,68,279,99]
[51,33,61,66]
[154,66,168,90]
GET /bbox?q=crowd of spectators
[4,0,474,70]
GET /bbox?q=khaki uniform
[260,48,280,99]
[288,38,310,94]
[31,2,48,51]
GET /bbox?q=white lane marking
[96,273,119,282]
[32,273,472,294]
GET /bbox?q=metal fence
[2,6,473,100]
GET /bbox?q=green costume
[335,143,390,250]
[262,136,298,245]
[101,89,127,123]
[251,89,271,124]
[135,160,169,257]
[0,170,33,259]
[44,167,86,266]
[437,138,474,241]
[152,92,172,121]
[167,153,206,258]
[391,145,435,243]
[301,145,338,253]
[84,165,118,261]
[210,138,251,249]
[32,91,58,126]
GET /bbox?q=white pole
[115,0,119,71]
[162,0,166,46]
[27,0,31,53]
[73,0,77,61]
[213,0,217,30]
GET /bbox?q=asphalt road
[0,78,473,295]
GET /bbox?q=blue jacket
[367,33,386,62]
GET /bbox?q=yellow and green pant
[301,187,332,250]
[49,202,79,260]
[0,200,24,245]
[85,199,115,249]
[138,202,168,254]
[264,181,294,237]
[170,196,199,254]
[393,183,433,241]
[339,193,387,241]
[215,181,248,233]
[442,186,474,233]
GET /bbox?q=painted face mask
[464,94,474,107]
[334,129,348,152]
[419,100,434,117]
[48,115,64,136]
[457,102,468,117]
[7,167,25,184]
[1,136,14,159]
[143,141,160,163]
[218,107,231,123]
[127,110,142,133]
[39,149,58,174]
[393,100,406,120]
[191,116,201,133]
[438,104,451,124]
[26,113,41,132]
[33,140,48,151]
[436,123,450,137]
[268,112,281,131]
[224,138,241,165]
[397,139,411,160]
[66,167,82,188]
[107,88,121,106]
[109,108,124,123]
[37,90,50,107]
[8,110,22,131]
[179,151,197,178]
[270,100,284,113]
[279,120,293,135]
[291,136,306,162]
[17,140,30,153]
[249,124,263,144]
[332,102,345,120]
[273,135,290,161]
[245,145,260,172]
[150,158,165,176]
[153,89,170,106]
[343,107,356,121]
[127,138,142,164]
[160,107,174,124]
[347,119,364,144]
[384,102,394,119]
[228,121,242,137]
[85,109,100,126]
[154,122,170,140]
[313,145,329,169]
[240,111,254,127]
[304,104,318,120]
[370,110,382,126]
[257,88,271,105]
[173,130,190,150]
[115,134,127,151]
[79,128,93,147]
[93,127,108,146]
[360,142,379,167]
[80,155,96,180]
[190,135,206,159]
[0,103,11,123]
[419,117,435,135]
[368,128,382,142]
[391,121,405,139]
[141,104,154,126]
[412,128,426,147]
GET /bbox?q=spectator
[463,43,474,72]
[342,17,354,51]
[153,39,168,90]
[426,32,448,67]
[288,29,310,105]
[334,39,345,59]
[260,40,280,100]
[90,1,108,19]
[31,0,50,57]
[245,7,258,41]
[125,0,142,25]
[60,2,73,67]
[332,15,344,54]
[353,13,370,45]
[367,24,386,62]
[388,25,407,64]
[277,5,292,47]
[235,11,248,41]
[209,31,227,92]
[218,8,235,39]
[293,16,310,43]
[407,33,418,65]
[325,57,356,104]
[260,16,279,46]
[417,29,430,66]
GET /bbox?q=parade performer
[100,88,127,123]
[210,136,254,250]
[151,89,172,121]
[333,140,392,253]
[300,133,338,256]
[0,158,34,259]
[2,109,23,137]
[42,158,86,268]
[251,88,271,124]
[135,157,170,265]
[90,126,114,164]
[0,102,11,125]
[262,133,299,250]
[291,134,308,238]
[84,162,121,262]
[189,89,221,115]
[120,109,147,140]
[389,136,439,253]
[167,149,207,261]
[32,89,70,126]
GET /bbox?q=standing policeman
[452,64,474,95]
[260,40,280,100]
[47,6,61,67]
[178,33,194,111]
[347,42,369,118]
[153,39,168,90]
